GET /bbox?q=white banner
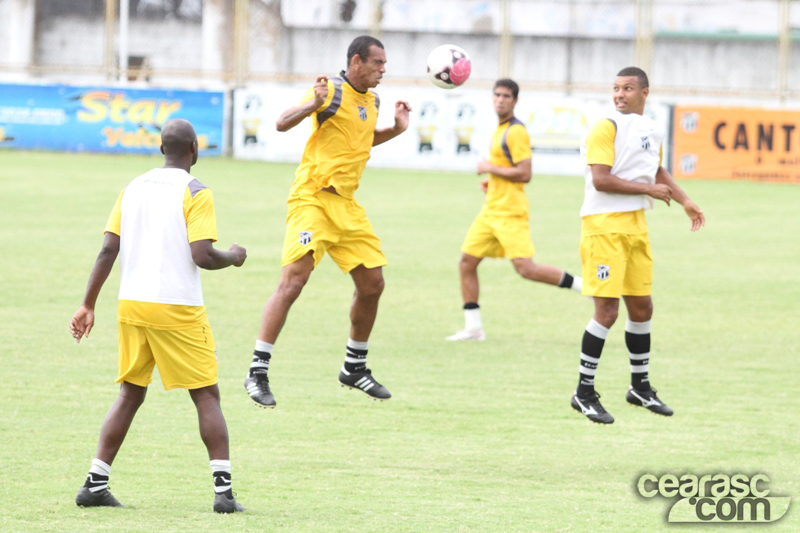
[233,83,671,177]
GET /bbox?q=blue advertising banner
[0,84,224,155]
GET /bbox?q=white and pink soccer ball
[426,44,472,89]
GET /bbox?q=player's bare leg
[95,382,147,465]
[338,265,391,399]
[446,253,486,340]
[245,252,314,408]
[258,252,315,343]
[622,295,672,416]
[512,258,583,291]
[190,384,246,513]
[76,382,146,508]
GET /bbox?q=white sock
[347,338,369,351]
[255,340,273,354]
[86,458,111,493]
[210,459,232,494]
[571,276,584,292]
[465,308,482,331]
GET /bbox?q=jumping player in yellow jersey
[69,119,248,512]
[245,36,411,407]
[570,67,705,424]
[446,79,583,341]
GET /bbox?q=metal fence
[0,0,798,101]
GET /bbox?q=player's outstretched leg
[340,266,390,400]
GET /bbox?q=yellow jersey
[482,117,532,218]
[105,177,217,329]
[289,72,380,201]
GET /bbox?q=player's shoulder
[503,117,529,136]
[187,177,211,199]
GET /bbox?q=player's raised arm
[373,100,411,146]
[276,76,329,132]
[70,231,120,343]
[656,166,705,230]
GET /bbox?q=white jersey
[117,168,204,306]
[580,111,663,217]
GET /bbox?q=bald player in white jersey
[69,119,248,512]
[570,67,705,424]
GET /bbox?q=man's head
[493,78,519,120]
[160,118,198,166]
[614,67,649,115]
[346,35,386,90]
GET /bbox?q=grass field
[1,150,799,532]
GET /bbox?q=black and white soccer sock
[210,459,233,498]
[558,272,584,292]
[463,302,482,331]
[83,458,111,493]
[577,318,609,397]
[626,319,651,391]
[343,338,368,374]
[249,340,273,377]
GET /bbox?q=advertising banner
[673,106,800,183]
[233,83,671,177]
[0,84,225,155]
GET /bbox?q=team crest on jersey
[299,231,313,246]
[641,136,650,150]
[358,106,367,121]
[597,265,610,281]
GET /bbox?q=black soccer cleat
[571,391,615,424]
[626,386,674,416]
[244,372,276,408]
[338,367,391,400]
[213,492,246,513]
[76,487,124,508]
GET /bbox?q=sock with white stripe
[464,302,482,331]
[558,272,583,292]
[343,338,368,373]
[249,340,273,378]
[577,319,609,397]
[626,319,651,392]
[210,459,233,498]
[83,458,111,493]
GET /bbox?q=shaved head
[161,119,197,156]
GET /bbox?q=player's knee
[358,275,385,299]
[278,273,309,301]
[597,308,619,327]
[459,255,478,273]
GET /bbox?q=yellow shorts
[580,232,653,298]
[461,212,534,259]
[282,191,387,273]
[117,320,218,390]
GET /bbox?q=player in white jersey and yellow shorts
[570,67,705,425]
[446,79,583,341]
[69,119,248,512]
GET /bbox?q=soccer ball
[426,44,472,89]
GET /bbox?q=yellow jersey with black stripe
[482,117,532,218]
[105,170,217,330]
[289,72,380,201]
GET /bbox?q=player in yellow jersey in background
[245,36,411,406]
[570,67,705,424]
[446,79,583,341]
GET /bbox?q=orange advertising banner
[672,106,800,183]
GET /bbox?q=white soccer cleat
[445,329,486,341]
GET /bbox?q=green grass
[1,150,798,532]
